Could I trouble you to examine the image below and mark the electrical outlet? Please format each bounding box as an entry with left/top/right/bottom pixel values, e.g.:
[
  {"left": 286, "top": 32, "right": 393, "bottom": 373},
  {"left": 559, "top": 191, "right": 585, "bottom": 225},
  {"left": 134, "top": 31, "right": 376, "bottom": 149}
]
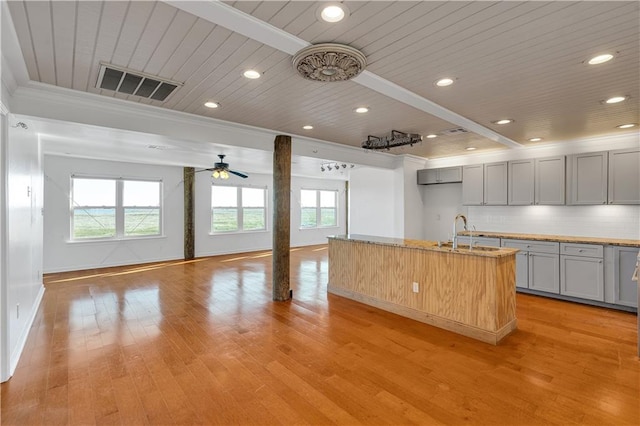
[
  {"left": 16, "top": 303, "right": 20, "bottom": 318},
  {"left": 412, "top": 282, "right": 419, "bottom": 293}
]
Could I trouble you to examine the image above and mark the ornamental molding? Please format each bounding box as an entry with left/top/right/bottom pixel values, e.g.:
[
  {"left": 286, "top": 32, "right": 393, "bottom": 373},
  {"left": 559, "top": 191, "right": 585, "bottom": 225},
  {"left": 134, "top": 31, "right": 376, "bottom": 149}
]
[{"left": 292, "top": 43, "right": 367, "bottom": 82}]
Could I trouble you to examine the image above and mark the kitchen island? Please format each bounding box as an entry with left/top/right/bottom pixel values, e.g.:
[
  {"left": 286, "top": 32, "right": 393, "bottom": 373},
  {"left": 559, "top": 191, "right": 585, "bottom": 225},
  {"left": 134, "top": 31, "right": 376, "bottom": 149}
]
[{"left": 327, "top": 234, "right": 519, "bottom": 344}]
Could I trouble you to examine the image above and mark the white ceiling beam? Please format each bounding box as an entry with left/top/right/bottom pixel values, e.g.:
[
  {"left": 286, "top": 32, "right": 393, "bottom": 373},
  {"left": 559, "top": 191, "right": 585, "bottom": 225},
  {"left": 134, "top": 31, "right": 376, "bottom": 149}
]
[{"left": 165, "top": 0, "right": 522, "bottom": 149}]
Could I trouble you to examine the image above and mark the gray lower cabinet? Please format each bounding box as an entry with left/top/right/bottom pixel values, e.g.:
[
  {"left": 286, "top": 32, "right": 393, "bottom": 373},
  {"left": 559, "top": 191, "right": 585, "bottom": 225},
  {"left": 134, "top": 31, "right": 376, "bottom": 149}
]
[
  {"left": 456, "top": 236, "right": 500, "bottom": 248},
  {"left": 529, "top": 252, "right": 560, "bottom": 294},
  {"left": 612, "top": 246, "right": 639, "bottom": 307},
  {"left": 502, "top": 239, "right": 560, "bottom": 292},
  {"left": 560, "top": 243, "right": 604, "bottom": 301}
]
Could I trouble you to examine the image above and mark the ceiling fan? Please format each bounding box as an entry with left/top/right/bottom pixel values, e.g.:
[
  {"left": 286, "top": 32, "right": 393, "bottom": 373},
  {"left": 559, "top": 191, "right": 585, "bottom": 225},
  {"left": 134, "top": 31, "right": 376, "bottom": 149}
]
[{"left": 200, "top": 154, "right": 248, "bottom": 179}]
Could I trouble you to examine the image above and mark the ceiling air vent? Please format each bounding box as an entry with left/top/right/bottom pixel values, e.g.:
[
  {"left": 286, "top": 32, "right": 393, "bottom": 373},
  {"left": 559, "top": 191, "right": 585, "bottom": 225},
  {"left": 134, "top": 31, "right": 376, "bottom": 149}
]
[
  {"left": 441, "top": 127, "right": 469, "bottom": 135},
  {"left": 96, "top": 62, "right": 183, "bottom": 102}
]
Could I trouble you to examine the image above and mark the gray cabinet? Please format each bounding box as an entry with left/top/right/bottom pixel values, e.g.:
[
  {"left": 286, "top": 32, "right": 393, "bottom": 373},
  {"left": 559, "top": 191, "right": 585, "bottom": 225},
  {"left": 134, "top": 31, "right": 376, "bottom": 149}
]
[
  {"left": 612, "top": 247, "right": 639, "bottom": 307},
  {"left": 502, "top": 239, "right": 560, "bottom": 292},
  {"left": 483, "top": 162, "right": 508, "bottom": 205},
  {"left": 417, "top": 166, "right": 462, "bottom": 185},
  {"left": 568, "top": 151, "right": 608, "bottom": 205},
  {"left": 463, "top": 162, "right": 507, "bottom": 205},
  {"left": 508, "top": 159, "right": 534, "bottom": 205},
  {"left": 560, "top": 243, "right": 604, "bottom": 301},
  {"left": 608, "top": 148, "right": 640, "bottom": 204},
  {"left": 462, "top": 164, "right": 484, "bottom": 205},
  {"left": 534, "top": 156, "right": 565, "bottom": 205}
]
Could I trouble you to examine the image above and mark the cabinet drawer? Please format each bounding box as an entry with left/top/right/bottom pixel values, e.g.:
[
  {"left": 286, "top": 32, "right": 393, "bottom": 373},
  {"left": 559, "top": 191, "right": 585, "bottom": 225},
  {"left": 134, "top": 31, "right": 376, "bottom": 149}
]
[
  {"left": 501, "top": 239, "right": 559, "bottom": 254},
  {"left": 560, "top": 243, "right": 603, "bottom": 258}
]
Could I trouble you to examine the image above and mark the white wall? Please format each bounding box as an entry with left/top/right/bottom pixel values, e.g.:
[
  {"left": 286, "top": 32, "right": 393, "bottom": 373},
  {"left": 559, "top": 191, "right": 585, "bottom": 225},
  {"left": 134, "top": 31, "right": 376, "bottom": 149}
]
[
  {"left": 43, "top": 155, "right": 184, "bottom": 272},
  {"left": 398, "top": 156, "right": 427, "bottom": 239},
  {"left": 6, "top": 117, "right": 44, "bottom": 377},
  {"left": 420, "top": 133, "right": 640, "bottom": 241},
  {"left": 349, "top": 166, "right": 398, "bottom": 238},
  {"left": 195, "top": 171, "right": 347, "bottom": 257}
]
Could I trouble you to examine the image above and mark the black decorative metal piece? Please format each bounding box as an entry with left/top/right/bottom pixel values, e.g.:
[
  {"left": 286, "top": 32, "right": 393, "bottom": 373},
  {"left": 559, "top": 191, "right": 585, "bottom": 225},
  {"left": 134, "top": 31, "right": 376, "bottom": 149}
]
[{"left": 361, "top": 130, "right": 422, "bottom": 150}]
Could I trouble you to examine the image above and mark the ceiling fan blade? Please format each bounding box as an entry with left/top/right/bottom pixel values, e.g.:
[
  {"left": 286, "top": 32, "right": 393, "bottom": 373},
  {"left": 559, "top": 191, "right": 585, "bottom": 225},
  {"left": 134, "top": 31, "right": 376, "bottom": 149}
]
[
  {"left": 195, "top": 168, "right": 215, "bottom": 173},
  {"left": 229, "top": 170, "right": 249, "bottom": 178}
]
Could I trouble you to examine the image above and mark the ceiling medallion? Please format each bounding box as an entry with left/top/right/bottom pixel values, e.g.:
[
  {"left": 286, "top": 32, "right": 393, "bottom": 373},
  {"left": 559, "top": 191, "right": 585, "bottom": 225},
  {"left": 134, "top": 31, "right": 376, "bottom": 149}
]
[{"left": 292, "top": 43, "right": 367, "bottom": 82}]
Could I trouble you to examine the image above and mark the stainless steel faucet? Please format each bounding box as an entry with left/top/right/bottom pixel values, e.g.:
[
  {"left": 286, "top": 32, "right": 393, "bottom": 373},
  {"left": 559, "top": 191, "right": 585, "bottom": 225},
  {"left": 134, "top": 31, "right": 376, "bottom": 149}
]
[{"left": 452, "top": 214, "right": 468, "bottom": 250}]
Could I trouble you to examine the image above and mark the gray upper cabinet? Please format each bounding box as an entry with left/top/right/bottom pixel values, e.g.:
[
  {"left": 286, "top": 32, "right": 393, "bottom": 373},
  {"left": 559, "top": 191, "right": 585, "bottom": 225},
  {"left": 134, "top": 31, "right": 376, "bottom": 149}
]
[
  {"left": 534, "top": 156, "right": 565, "bottom": 205},
  {"left": 608, "top": 148, "right": 640, "bottom": 204},
  {"left": 568, "top": 151, "right": 608, "bottom": 205},
  {"left": 462, "top": 164, "right": 484, "bottom": 205},
  {"left": 508, "top": 159, "right": 534, "bottom": 205},
  {"left": 483, "top": 162, "right": 508, "bottom": 205},
  {"left": 417, "top": 166, "right": 462, "bottom": 185}
]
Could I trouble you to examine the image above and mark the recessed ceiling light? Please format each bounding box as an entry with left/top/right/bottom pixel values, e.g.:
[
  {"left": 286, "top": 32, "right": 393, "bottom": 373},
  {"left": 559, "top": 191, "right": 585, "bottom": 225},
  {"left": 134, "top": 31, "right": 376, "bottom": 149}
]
[
  {"left": 302, "top": 125, "right": 313, "bottom": 130},
  {"left": 354, "top": 107, "right": 369, "bottom": 113},
  {"left": 605, "top": 96, "right": 627, "bottom": 104},
  {"left": 466, "top": 147, "right": 476, "bottom": 151},
  {"left": 435, "top": 78, "right": 454, "bottom": 87},
  {"left": 243, "top": 69, "right": 261, "bottom": 79},
  {"left": 616, "top": 123, "right": 636, "bottom": 129},
  {"left": 426, "top": 134, "right": 438, "bottom": 139},
  {"left": 587, "top": 53, "right": 614, "bottom": 65},
  {"left": 204, "top": 101, "right": 219, "bottom": 108},
  {"left": 317, "top": 3, "right": 349, "bottom": 23},
  {"left": 528, "top": 137, "right": 543, "bottom": 142},
  {"left": 492, "top": 119, "right": 513, "bottom": 125}
]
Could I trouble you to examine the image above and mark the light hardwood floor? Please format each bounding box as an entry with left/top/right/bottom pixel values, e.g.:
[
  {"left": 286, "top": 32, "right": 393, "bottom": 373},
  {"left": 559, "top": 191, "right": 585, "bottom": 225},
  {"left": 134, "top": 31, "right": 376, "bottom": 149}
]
[{"left": 1, "top": 245, "right": 638, "bottom": 425}]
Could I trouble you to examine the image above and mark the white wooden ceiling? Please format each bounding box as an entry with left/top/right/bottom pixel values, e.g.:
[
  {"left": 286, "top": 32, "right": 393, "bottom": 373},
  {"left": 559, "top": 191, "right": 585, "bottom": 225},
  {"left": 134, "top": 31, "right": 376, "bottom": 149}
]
[{"left": 7, "top": 1, "right": 639, "bottom": 159}]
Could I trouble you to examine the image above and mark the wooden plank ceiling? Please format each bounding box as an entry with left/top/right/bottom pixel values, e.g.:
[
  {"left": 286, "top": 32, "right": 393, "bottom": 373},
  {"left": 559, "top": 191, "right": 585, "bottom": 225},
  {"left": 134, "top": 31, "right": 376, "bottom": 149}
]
[{"left": 7, "top": 1, "right": 639, "bottom": 159}]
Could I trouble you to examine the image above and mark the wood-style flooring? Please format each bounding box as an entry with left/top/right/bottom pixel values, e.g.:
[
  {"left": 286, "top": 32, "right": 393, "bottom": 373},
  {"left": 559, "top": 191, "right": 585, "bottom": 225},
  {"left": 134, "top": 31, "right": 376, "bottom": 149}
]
[{"left": 1, "top": 245, "right": 638, "bottom": 425}]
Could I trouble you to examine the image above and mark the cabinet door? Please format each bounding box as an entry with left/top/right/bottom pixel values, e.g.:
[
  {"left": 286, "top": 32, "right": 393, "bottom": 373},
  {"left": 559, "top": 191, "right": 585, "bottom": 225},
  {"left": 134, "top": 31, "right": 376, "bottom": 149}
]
[
  {"left": 438, "top": 167, "right": 462, "bottom": 183},
  {"left": 417, "top": 169, "right": 438, "bottom": 184},
  {"left": 560, "top": 255, "right": 604, "bottom": 301},
  {"left": 508, "top": 159, "right": 534, "bottom": 205},
  {"left": 462, "top": 164, "right": 484, "bottom": 205},
  {"left": 529, "top": 252, "right": 560, "bottom": 293},
  {"left": 569, "top": 151, "right": 608, "bottom": 205},
  {"left": 535, "top": 156, "right": 565, "bottom": 205},
  {"left": 515, "top": 251, "right": 529, "bottom": 289},
  {"left": 484, "top": 162, "right": 508, "bottom": 205},
  {"left": 614, "top": 247, "right": 639, "bottom": 307},
  {"left": 608, "top": 148, "right": 640, "bottom": 204}
]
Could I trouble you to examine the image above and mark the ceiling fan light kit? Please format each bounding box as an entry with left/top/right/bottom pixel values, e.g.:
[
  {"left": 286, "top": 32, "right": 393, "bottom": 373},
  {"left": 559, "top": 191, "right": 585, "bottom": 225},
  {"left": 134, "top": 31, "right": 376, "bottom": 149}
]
[
  {"left": 201, "top": 155, "right": 248, "bottom": 179},
  {"left": 292, "top": 43, "right": 367, "bottom": 82}
]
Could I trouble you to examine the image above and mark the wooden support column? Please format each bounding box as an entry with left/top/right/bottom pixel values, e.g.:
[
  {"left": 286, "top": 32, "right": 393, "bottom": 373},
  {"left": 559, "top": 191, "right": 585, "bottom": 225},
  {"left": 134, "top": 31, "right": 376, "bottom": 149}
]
[
  {"left": 272, "top": 135, "right": 291, "bottom": 301},
  {"left": 184, "top": 167, "right": 195, "bottom": 260}
]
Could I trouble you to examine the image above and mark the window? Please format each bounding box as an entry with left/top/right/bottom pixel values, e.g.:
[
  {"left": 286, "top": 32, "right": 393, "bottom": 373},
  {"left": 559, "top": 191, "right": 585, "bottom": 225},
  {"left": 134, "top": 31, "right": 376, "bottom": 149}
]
[
  {"left": 71, "top": 177, "right": 161, "bottom": 240},
  {"left": 300, "top": 189, "right": 337, "bottom": 228},
  {"left": 211, "top": 185, "right": 266, "bottom": 233}
]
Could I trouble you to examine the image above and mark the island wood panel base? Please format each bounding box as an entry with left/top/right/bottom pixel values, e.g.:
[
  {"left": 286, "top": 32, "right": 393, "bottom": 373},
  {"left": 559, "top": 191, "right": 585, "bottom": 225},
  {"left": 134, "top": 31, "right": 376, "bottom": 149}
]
[
  {"left": 328, "top": 238, "right": 517, "bottom": 344},
  {"left": 328, "top": 286, "right": 517, "bottom": 344}
]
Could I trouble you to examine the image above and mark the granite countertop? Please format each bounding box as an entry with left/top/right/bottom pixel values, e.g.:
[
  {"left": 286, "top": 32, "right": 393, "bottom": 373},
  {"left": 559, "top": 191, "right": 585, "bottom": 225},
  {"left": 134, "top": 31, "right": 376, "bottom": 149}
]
[
  {"left": 457, "top": 231, "right": 640, "bottom": 248},
  {"left": 328, "top": 234, "right": 519, "bottom": 258}
]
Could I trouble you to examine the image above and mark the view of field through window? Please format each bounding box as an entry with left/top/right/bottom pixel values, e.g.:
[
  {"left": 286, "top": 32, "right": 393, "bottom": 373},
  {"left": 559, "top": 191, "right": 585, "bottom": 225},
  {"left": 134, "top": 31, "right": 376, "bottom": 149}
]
[
  {"left": 301, "top": 189, "right": 337, "bottom": 228},
  {"left": 212, "top": 186, "right": 266, "bottom": 232},
  {"left": 72, "top": 178, "right": 161, "bottom": 239}
]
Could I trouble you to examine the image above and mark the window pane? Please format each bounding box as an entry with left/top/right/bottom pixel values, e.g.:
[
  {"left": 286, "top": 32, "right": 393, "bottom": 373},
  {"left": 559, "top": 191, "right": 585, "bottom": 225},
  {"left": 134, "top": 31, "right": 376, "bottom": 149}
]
[
  {"left": 73, "top": 208, "right": 116, "bottom": 238},
  {"left": 320, "top": 208, "right": 336, "bottom": 226},
  {"left": 300, "top": 190, "right": 317, "bottom": 207},
  {"left": 123, "top": 180, "right": 160, "bottom": 206},
  {"left": 124, "top": 208, "right": 160, "bottom": 236},
  {"left": 212, "top": 208, "right": 238, "bottom": 231},
  {"left": 212, "top": 186, "right": 237, "bottom": 207},
  {"left": 243, "top": 208, "right": 265, "bottom": 230},
  {"left": 73, "top": 178, "right": 115, "bottom": 206},
  {"left": 320, "top": 191, "right": 336, "bottom": 207},
  {"left": 301, "top": 207, "right": 317, "bottom": 228},
  {"left": 242, "top": 187, "right": 265, "bottom": 207}
]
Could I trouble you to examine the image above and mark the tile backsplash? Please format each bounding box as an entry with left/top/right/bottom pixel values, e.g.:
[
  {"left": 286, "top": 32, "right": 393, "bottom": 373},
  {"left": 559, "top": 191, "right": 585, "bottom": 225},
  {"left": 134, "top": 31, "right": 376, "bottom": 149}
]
[{"left": 468, "top": 205, "right": 640, "bottom": 240}]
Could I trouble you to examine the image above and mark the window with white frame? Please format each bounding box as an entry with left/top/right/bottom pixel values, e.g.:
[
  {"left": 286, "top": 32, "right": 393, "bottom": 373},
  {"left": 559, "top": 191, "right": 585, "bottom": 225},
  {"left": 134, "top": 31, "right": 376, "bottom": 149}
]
[
  {"left": 71, "top": 177, "right": 162, "bottom": 240},
  {"left": 300, "top": 189, "right": 338, "bottom": 228},
  {"left": 211, "top": 185, "right": 266, "bottom": 232}
]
